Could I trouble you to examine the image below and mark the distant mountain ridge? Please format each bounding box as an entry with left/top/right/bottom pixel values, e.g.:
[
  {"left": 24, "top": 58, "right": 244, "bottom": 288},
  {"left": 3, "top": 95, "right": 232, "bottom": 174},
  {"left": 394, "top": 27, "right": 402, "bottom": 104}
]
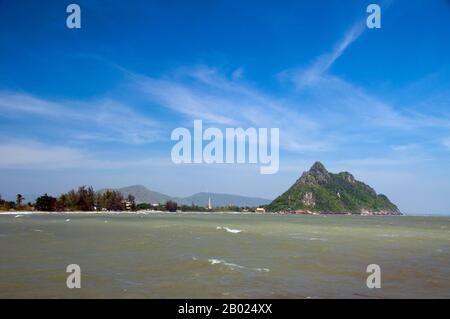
[
  {"left": 267, "top": 162, "right": 401, "bottom": 215},
  {"left": 174, "top": 192, "right": 271, "bottom": 207},
  {"left": 99, "top": 185, "right": 271, "bottom": 207},
  {"left": 98, "top": 185, "right": 172, "bottom": 204}
]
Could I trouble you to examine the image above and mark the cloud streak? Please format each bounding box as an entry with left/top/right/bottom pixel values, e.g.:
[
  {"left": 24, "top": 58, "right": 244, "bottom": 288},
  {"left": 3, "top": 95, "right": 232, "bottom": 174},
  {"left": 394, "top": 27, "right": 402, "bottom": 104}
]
[
  {"left": 0, "top": 91, "right": 162, "bottom": 144},
  {"left": 136, "top": 66, "right": 331, "bottom": 152},
  {"left": 281, "top": 19, "right": 366, "bottom": 88},
  {"left": 0, "top": 139, "right": 173, "bottom": 170}
]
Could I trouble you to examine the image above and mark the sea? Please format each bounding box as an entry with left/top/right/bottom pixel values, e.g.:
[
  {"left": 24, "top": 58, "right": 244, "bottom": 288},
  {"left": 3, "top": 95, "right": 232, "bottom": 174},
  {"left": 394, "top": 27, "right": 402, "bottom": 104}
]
[{"left": 0, "top": 213, "right": 449, "bottom": 298}]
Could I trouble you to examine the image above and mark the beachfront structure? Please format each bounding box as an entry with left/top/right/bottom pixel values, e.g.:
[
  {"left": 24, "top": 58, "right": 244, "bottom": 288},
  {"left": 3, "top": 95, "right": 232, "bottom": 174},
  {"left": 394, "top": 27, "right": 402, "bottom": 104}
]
[{"left": 208, "top": 197, "right": 212, "bottom": 210}]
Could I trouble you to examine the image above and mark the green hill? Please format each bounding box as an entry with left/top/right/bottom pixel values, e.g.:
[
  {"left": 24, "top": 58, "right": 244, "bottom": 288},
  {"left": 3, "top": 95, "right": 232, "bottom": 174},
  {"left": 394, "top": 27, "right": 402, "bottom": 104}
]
[
  {"left": 98, "top": 185, "right": 172, "bottom": 204},
  {"left": 266, "top": 162, "right": 401, "bottom": 215}
]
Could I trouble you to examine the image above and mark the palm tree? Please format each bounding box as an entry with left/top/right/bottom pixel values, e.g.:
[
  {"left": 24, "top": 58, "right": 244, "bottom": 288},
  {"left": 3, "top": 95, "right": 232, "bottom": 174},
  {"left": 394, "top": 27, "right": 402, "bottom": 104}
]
[{"left": 16, "top": 194, "right": 24, "bottom": 208}]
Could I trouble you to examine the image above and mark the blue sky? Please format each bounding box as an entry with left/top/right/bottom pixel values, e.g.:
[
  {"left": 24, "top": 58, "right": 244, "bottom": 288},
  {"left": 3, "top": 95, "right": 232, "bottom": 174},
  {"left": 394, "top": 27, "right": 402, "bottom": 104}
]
[{"left": 0, "top": 0, "right": 450, "bottom": 214}]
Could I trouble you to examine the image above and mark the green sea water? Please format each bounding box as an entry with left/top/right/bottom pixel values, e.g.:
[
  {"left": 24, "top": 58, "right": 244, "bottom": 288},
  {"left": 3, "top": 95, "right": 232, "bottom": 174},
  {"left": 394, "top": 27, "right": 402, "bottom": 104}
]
[{"left": 0, "top": 213, "right": 449, "bottom": 298}]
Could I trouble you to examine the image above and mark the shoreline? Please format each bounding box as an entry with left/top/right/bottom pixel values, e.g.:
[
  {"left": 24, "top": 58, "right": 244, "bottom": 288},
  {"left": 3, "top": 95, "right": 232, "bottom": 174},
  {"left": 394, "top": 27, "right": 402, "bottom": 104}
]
[
  {"left": 1, "top": 210, "right": 446, "bottom": 217},
  {"left": 0, "top": 210, "right": 264, "bottom": 215}
]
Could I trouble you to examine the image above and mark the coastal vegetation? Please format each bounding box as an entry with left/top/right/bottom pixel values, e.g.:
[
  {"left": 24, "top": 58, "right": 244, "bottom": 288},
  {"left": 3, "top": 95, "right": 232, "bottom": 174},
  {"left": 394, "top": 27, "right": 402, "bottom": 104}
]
[
  {"left": 0, "top": 194, "right": 18, "bottom": 211},
  {"left": 0, "top": 186, "right": 136, "bottom": 212},
  {"left": 0, "top": 187, "right": 261, "bottom": 213}
]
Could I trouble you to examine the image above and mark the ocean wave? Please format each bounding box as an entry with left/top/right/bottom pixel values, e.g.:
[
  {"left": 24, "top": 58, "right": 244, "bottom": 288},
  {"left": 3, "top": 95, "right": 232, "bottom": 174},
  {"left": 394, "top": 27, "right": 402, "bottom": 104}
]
[
  {"left": 309, "top": 237, "right": 328, "bottom": 241},
  {"left": 209, "top": 258, "right": 242, "bottom": 268},
  {"left": 254, "top": 267, "right": 270, "bottom": 272},
  {"left": 291, "top": 235, "right": 328, "bottom": 241},
  {"left": 216, "top": 226, "right": 242, "bottom": 234},
  {"left": 376, "top": 234, "right": 399, "bottom": 238},
  {"left": 0, "top": 212, "right": 34, "bottom": 216},
  {"left": 208, "top": 258, "right": 269, "bottom": 272}
]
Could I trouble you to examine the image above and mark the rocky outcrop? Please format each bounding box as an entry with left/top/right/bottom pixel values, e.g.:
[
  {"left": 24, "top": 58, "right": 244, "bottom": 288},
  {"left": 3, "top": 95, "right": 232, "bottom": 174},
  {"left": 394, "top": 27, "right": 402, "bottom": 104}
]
[{"left": 267, "top": 162, "right": 401, "bottom": 215}]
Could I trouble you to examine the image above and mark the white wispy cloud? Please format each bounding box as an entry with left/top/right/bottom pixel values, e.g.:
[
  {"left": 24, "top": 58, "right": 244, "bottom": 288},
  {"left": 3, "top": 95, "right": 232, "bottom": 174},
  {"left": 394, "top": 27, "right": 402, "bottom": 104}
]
[
  {"left": 279, "top": 19, "right": 365, "bottom": 88},
  {"left": 284, "top": 0, "right": 394, "bottom": 89},
  {"left": 0, "top": 141, "right": 88, "bottom": 169},
  {"left": 0, "top": 139, "right": 172, "bottom": 170},
  {"left": 391, "top": 143, "right": 419, "bottom": 152},
  {"left": 0, "top": 92, "right": 81, "bottom": 118},
  {"left": 336, "top": 155, "right": 431, "bottom": 167},
  {"left": 135, "top": 66, "right": 331, "bottom": 152},
  {"left": 0, "top": 91, "right": 162, "bottom": 144}
]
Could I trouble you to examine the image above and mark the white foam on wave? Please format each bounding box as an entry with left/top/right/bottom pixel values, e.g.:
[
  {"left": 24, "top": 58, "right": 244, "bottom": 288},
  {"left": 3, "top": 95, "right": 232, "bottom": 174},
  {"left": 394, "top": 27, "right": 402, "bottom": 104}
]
[
  {"left": 208, "top": 258, "right": 269, "bottom": 272},
  {"left": 65, "top": 219, "right": 70, "bottom": 222},
  {"left": 0, "top": 212, "right": 30, "bottom": 216},
  {"left": 0, "top": 212, "right": 35, "bottom": 216},
  {"left": 208, "top": 258, "right": 245, "bottom": 269},
  {"left": 291, "top": 235, "right": 328, "bottom": 242},
  {"left": 377, "top": 234, "right": 399, "bottom": 238},
  {"left": 216, "top": 226, "right": 242, "bottom": 234}
]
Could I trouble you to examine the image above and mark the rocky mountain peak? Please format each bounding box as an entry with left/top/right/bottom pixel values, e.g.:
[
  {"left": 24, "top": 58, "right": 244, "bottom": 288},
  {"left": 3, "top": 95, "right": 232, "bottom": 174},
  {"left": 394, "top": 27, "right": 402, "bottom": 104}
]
[
  {"left": 298, "top": 161, "right": 331, "bottom": 185},
  {"left": 268, "top": 161, "right": 401, "bottom": 215},
  {"left": 310, "top": 161, "right": 327, "bottom": 173}
]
